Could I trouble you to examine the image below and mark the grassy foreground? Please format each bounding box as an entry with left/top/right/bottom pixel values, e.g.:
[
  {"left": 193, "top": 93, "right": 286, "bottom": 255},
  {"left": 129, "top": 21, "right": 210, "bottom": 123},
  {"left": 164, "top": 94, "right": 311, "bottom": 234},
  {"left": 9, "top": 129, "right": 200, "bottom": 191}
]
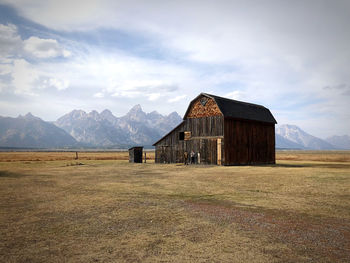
[{"left": 0, "top": 151, "right": 349, "bottom": 262}]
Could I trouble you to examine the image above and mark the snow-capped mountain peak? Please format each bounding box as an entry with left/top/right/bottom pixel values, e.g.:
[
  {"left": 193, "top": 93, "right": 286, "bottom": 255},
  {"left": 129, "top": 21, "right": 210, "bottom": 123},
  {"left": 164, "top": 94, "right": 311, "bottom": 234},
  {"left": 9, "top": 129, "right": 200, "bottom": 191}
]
[
  {"left": 276, "top": 124, "right": 336, "bottom": 150},
  {"left": 54, "top": 105, "right": 182, "bottom": 147}
]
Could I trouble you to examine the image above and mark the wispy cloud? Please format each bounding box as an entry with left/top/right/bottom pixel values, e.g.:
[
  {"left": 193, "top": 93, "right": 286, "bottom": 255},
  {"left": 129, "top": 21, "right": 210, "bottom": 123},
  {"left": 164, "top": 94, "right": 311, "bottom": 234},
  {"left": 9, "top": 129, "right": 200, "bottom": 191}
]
[
  {"left": 0, "top": 1, "right": 349, "bottom": 137},
  {"left": 23, "top": 36, "right": 71, "bottom": 58},
  {"left": 168, "top": 95, "right": 186, "bottom": 103},
  {"left": 93, "top": 92, "right": 104, "bottom": 98},
  {"left": 0, "top": 23, "right": 22, "bottom": 57},
  {"left": 324, "top": 84, "right": 350, "bottom": 96},
  {"left": 0, "top": 23, "right": 72, "bottom": 95}
]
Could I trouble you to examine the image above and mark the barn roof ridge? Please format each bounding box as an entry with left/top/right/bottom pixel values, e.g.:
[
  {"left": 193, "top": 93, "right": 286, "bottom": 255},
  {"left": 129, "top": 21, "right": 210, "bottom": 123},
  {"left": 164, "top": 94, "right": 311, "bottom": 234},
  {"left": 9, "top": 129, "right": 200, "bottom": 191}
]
[{"left": 201, "top": 93, "right": 267, "bottom": 109}]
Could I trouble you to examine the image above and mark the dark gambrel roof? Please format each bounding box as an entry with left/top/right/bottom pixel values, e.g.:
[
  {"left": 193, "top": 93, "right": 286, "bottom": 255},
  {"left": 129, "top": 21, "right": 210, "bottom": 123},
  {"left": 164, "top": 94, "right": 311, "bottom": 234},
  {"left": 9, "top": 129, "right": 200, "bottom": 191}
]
[{"left": 185, "top": 93, "right": 277, "bottom": 124}]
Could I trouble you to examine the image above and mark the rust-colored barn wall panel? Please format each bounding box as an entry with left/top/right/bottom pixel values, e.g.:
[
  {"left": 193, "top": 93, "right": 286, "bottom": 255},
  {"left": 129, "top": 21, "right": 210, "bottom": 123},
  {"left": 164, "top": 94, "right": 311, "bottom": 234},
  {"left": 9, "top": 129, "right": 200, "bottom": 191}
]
[{"left": 187, "top": 96, "right": 222, "bottom": 118}]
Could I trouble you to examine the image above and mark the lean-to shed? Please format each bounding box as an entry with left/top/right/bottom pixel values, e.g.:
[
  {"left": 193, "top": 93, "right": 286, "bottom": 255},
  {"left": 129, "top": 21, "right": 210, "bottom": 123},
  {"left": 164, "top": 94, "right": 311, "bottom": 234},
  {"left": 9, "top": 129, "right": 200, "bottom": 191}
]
[{"left": 153, "top": 93, "right": 277, "bottom": 165}]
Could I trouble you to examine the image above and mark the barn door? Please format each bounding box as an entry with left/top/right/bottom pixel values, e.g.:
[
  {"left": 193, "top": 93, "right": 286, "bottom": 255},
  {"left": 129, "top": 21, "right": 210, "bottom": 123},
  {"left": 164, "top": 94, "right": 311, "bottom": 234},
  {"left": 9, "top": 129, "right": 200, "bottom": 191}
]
[{"left": 197, "top": 138, "right": 218, "bottom": 165}]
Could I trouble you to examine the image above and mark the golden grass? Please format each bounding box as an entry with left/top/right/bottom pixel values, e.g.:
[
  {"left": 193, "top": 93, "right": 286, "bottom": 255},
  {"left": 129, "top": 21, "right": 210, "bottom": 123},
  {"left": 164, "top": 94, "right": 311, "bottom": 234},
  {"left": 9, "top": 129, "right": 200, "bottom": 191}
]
[
  {"left": 277, "top": 150, "right": 350, "bottom": 162},
  {"left": 0, "top": 151, "right": 349, "bottom": 262},
  {"left": 0, "top": 151, "right": 155, "bottom": 162}
]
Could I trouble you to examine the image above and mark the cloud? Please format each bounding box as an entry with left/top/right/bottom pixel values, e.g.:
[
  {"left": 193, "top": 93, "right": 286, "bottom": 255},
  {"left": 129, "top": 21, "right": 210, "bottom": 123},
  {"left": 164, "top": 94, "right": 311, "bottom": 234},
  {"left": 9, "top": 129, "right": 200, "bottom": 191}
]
[
  {"left": 0, "top": 23, "right": 22, "bottom": 57},
  {"left": 225, "top": 91, "right": 244, "bottom": 101},
  {"left": 0, "top": 81, "right": 6, "bottom": 92},
  {"left": 0, "top": 59, "right": 71, "bottom": 95},
  {"left": 4, "top": 1, "right": 349, "bottom": 60},
  {"left": 324, "top": 84, "right": 350, "bottom": 96},
  {"left": 7, "top": 0, "right": 346, "bottom": 103},
  {"left": 0, "top": 23, "right": 70, "bottom": 59},
  {"left": 93, "top": 92, "right": 104, "bottom": 98},
  {"left": 1, "top": 1, "right": 350, "bottom": 136},
  {"left": 168, "top": 95, "right": 186, "bottom": 103},
  {"left": 0, "top": 23, "right": 72, "bottom": 94},
  {"left": 110, "top": 80, "right": 178, "bottom": 101},
  {"left": 1, "top": 0, "right": 107, "bottom": 31},
  {"left": 147, "top": 93, "right": 161, "bottom": 101},
  {"left": 66, "top": 53, "right": 192, "bottom": 103},
  {"left": 11, "top": 59, "right": 40, "bottom": 95},
  {"left": 0, "top": 62, "right": 13, "bottom": 76},
  {"left": 23, "top": 37, "right": 71, "bottom": 58},
  {"left": 0, "top": 57, "right": 71, "bottom": 95},
  {"left": 41, "top": 77, "right": 69, "bottom": 90}
]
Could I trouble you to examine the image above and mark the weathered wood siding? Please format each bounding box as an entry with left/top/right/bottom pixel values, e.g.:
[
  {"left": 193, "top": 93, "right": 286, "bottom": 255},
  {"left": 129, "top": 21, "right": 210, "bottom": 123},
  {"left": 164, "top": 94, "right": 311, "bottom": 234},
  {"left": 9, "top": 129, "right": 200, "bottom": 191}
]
[
  {"left": 155, "top": 116, "right": 224, "bottom": 164},
  {"left": 155, "top": 122, "right": 185, "bottom": 163},
  {"left": 224, "top": 118, "right": 275, "bottom": 165},
  {"left": 184, "top": 116, "right": 224, "bottom": 137},
  {"left": 156, "top": 138, "right": 220, "bottom": 164}
]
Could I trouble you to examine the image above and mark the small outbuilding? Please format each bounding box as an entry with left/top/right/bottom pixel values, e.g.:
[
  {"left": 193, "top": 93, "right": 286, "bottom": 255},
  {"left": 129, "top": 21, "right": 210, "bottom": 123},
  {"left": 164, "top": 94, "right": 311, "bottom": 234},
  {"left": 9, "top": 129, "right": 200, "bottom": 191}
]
[
  {"left": 153, "top": 93, "right": 277, "bottom": 165},
  {"left": 128, "top": 146, "right": 143, "bottom": 163}
]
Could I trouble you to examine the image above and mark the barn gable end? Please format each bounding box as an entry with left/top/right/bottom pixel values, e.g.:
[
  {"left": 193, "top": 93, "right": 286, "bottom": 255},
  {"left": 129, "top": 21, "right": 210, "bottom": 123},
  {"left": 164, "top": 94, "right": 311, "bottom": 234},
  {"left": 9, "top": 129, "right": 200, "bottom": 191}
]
[{"left": 185, "top": 95, "right": 222, "bottom": 118}]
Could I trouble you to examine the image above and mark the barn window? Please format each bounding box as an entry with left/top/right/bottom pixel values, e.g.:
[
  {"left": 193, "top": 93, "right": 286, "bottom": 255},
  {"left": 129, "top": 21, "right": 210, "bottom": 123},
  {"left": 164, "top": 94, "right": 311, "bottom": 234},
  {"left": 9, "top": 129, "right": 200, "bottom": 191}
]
[
  {"left": 200, "top": 97, "right": 208, "bottom": 106},
  {"left": 179, "top": 132, "right": 185, "bottom": 140}
]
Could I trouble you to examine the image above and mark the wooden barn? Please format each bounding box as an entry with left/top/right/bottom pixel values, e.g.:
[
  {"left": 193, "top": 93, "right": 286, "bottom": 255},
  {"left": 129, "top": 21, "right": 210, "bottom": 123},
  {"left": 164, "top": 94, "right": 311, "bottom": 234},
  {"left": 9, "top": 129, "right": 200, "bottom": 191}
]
[{"left": 153, "top": 93, "right": 277, "bottom": 165}]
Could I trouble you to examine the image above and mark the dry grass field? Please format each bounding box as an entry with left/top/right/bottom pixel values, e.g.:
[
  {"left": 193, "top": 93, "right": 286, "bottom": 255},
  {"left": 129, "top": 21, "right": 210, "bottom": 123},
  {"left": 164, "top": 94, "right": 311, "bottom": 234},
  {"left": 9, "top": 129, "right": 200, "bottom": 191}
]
[
  {"left": 0, "top": 151, "right": 154, "bottom": 162},
  {"left": 0, "top": 151, "right": 349, "bottom": 262}
]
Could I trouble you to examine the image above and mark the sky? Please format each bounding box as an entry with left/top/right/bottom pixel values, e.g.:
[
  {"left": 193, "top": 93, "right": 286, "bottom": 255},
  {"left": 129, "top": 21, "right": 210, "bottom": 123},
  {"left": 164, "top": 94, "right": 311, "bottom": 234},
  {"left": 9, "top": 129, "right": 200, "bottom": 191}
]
[{"left": 0, "top": 0, "right": 349, "bottom": 138}]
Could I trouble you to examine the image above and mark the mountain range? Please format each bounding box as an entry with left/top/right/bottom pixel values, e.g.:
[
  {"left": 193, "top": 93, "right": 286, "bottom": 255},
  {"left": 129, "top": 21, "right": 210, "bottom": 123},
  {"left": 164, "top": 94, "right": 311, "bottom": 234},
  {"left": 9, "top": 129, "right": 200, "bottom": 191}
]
[
  {"left": 0, "top": 113, "right": 77, "bottom": 148},
  {"left": 55, "top": 105, "right": 182, "bottom": 147},
  {"left": 0, "top": 106, "right": 349, "bottom": 149},
  {"left": 276, "top": 124, "right": 337, "bottom": 150}
]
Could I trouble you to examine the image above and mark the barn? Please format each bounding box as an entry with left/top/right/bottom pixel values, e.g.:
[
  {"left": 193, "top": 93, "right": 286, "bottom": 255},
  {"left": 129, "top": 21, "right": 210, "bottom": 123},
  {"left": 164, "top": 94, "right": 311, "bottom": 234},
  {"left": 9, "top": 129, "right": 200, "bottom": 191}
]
[{"left": 153, "top": 93, "right": 277, "bottom": 165}]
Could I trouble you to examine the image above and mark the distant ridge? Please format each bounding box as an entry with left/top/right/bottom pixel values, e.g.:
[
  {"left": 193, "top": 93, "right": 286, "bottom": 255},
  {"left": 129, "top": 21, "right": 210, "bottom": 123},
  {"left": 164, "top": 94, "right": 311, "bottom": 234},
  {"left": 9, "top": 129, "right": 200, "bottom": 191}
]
[
  {"left": 0, "top": 113, "right": 77, "bottom": 148},
  {"left": 276, "top": 124, "right": 337, "bottom": 150},
  {"left": 325, "top": 135, "right": 350, "bottom": 150}
]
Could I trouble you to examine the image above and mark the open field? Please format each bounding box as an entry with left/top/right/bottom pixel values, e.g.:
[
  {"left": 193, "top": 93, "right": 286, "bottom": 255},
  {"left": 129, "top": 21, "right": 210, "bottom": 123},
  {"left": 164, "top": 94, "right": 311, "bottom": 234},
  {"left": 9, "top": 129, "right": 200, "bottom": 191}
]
[
  {"left": 1, "top": 150, "right": 350, "bottom": 162},
  {"left": 0, "top": 151, "right": 154, "bottom": 162},
  {"left": 277, "top": 150, "right": 350, "bottom": 162},
  {"left": 0, "top": 151, "right": 350, "bottom": 262}
]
